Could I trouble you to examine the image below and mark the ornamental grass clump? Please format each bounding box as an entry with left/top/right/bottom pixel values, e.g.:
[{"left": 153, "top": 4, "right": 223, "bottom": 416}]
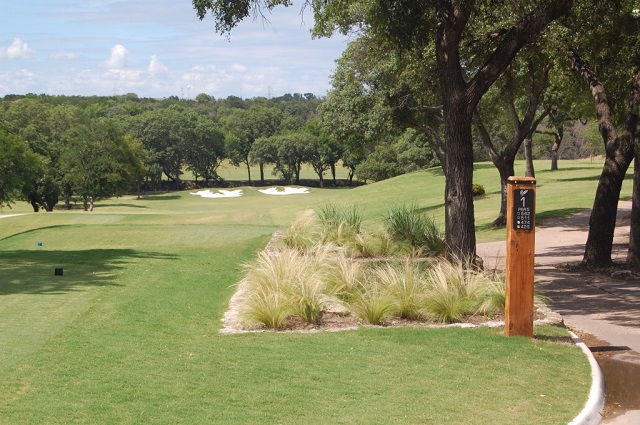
[
  {"left": 285, "top": 244, "right": 338, "bottom": 324},
  {"left": 385, "top": 203, "right": 444, "bottom": 255},
  {"left": 424, "top": 259, "right": 505, "bottom": 323},
  {"left": 281, "top": 209, "right": 320, "bottom": 251},
  {"left": 347, "top": 276, "right": 396, "bottom": 325},
  {"left": 373, "top": 259, "right": 429, "bottom": 321},
  {"left": 317, "top": 203, "right": 363, "bottom": 250},
  {"left": 240, "top": 247, "right": 334, "bottom": 329}
]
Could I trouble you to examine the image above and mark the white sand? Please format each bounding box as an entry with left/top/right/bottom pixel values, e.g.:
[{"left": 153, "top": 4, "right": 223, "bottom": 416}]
[
  {"left": 190, "top": 189, "right": 243, "bottom": 198},
  {"left": 191, "top": 186, "right": 310, "bottom": 199},
  {"left": 258, "top": 187, "right": 310, "bottom": 195}
]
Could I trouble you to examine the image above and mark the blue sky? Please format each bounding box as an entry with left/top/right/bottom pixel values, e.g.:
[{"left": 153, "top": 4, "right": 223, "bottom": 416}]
[{"left": 0, "top": 0, "right": 349, "bottom": 99}]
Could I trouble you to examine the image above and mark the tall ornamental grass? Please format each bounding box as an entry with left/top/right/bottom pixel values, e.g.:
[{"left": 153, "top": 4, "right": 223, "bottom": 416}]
[
  {"left": 385, "top": 203, "right": 445, "bottom": 255},
  {"left": 424, "top": 259, "right": 505, "bottom": 323}
]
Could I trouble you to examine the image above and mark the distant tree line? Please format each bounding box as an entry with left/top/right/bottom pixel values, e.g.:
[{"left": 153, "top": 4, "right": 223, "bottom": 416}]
[{"left": 0, "top": 92, "right": 436, "bottom": 211}]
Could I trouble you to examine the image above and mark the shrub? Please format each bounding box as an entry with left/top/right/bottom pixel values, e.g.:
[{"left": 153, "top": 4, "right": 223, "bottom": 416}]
[
  {"left": 472, "top": 184, "right": 485, "bottom": 197},
  {"left": 324, "top": 251, "right": 367, "bottom": 303},
  {"left": 316, "top": 203, "right": 363, "bottom": 255},
  {"left": 353, "top": 227, "right": 394, "bottom": 258}
]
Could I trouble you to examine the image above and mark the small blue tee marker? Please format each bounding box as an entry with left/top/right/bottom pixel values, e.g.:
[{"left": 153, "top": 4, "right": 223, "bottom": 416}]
[{"left": 37, "top": 242, "right": 42, "bottom": 247}]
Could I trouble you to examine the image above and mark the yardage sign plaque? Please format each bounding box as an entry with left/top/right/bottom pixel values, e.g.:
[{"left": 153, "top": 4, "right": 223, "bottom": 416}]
[{"left": 513, "top": 189, "right": 534, "bottom": 231}]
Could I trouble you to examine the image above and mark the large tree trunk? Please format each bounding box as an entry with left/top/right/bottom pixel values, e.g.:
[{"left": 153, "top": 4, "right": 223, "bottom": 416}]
[
  {"left": 584, "top": 153, "right": 633, "bottom": 264},
  {"left": 524, "top": 137, "right": 535, "bottom": 177},
  {"left": 550, "top": 130, "right": 562, "bottom": 171},
  {"left": 626, "top": 70, "right": 640, "bottom": 271},
  {"left": 569, "top": 51, "right": 636, "bottom": 266},
  {"left": 629, "top": 151, "right": 640, "bottom": 272},
  {"left": 494, "top": 162, "right": 516, "bottom": 227},
  {"left": 245, "top": 161, "right": 252, "bottom": 185},
  {"left": 443, "top": 116, "right": 477, "bottom": 262}
]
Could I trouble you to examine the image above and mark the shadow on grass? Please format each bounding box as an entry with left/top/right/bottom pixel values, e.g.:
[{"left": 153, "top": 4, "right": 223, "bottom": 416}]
[
  {"left": 557, "top": 175, "right": 601, "bottom": 182},
  {"left": 416, "top": 203, "right": 446, "bottom": 214},
  {"left": 534, "top": 334, "right": 574, "bottom": 344},
  {"left": 0, "top": 225, "right": 78, "bottom": 242},
  {"left": 536, "top": 208, "right": 586, "bottom": 225},
  {"left": 0, "top": 249, "right": 178, "bottom": 295},
  {"left": 96, "top": 203, "right": 149, "bottom": 209},
  {"left": 139, "top": 194, "right": 182, "bottom": 201}
]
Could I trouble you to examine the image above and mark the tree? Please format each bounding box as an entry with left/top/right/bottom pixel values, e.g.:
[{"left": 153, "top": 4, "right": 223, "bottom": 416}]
[
  {"left": 184, "top": 116, "right": 226, "bottom": 185},
  {"left": 222, "top": 104, "right": 283, "bottom": 183},
  {"left": 270, "top": 132, "right": 315, "bottom": 184},
  {"left": 61, "top": 119, "right": 146, "bottom": 211},
  {"left": 560, "top": 1, "right": 640, "bottom": 267},
  {"left": 313, "top": 0, "right": 572, "bottom": 260},
  {"left": 0, "top": 130, "right": 42, "bottom": 208},
  {"left": 355, "top": 144, "right": 405, "bottom": 182},
  {"left": 0, "top": 100, "right": 86, "bottom": 211},
  {"left": 304, "top": 120, "right": 343, "bottom": 187},
  {"left": 473, "top": 49, "right": 554, "bottom": 226},
  {"left": 126, "top": 107, "right": 191, "bottom": 190}
]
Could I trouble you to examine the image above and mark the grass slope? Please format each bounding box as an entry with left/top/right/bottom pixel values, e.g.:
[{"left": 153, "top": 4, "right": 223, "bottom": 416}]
[{"left": 0, "top": 159, "right": 616, "bottom": 424}]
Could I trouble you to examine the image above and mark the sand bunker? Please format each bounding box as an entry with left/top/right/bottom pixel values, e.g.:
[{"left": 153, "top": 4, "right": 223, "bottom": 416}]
[
  {"left": 258, "top": 187, "right": 310, "bottom": 195},
  {"left": 190, "top": 187, "right": 310, "bottom": 199},
  {"left": 190, "top": 189, "right": 243, "bottom": 198}
]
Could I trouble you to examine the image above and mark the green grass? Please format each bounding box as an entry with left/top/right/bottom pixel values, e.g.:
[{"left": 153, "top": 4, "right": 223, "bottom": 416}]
[{"left": 0, "top": 159, "right": 616, "bottom": 424}]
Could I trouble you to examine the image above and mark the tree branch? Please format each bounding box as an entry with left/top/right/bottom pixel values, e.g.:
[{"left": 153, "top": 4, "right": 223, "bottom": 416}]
[
  {"left": 467, "top": 0, "right": 572, "bottom": 109},
  {"left": 567, "top": 49, "right": 618, "bottom": 147}
]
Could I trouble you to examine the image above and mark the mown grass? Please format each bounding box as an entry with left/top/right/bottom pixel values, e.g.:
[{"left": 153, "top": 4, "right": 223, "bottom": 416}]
[{"left": 0, "top": 159, "right": 619, "bottom": 424}]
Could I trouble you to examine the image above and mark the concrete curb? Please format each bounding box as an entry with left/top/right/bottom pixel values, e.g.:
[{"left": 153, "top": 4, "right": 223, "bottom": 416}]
[{"left": 568, "top": 331, "right": 605, "bottom": 425}]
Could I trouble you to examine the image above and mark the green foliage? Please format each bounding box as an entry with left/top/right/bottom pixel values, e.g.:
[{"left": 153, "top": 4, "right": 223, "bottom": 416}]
[
  {"left": 472, "top": 184, "right": 486, "bottom": 197},
  {"left": 317, "top": 202, "right": 362, "bottom": 242},
  {"left": 0, "top": 129, "right": 43, "bottom": 208},
  {"left": 61, "top": 119, "right": 147, "bottom": 210},
  {"left": 384, "top": 203, "right": 444, "bottom": 255}
]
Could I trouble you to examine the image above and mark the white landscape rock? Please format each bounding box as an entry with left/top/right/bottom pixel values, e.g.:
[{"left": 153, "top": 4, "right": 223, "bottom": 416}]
[
  {"left": 190, "top": 189, "right": 243, "bottom": 198},
  {"left": 258, "top": 187, "right": 310, "bottom": 195}
]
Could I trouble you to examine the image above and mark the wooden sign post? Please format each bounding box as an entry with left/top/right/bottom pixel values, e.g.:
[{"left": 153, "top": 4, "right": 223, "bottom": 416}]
[{"left": 505, "top": 176, "right": 536, "bottom": 337}]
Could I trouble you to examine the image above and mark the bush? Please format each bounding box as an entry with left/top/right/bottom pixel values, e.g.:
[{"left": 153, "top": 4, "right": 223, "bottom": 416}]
[{"left": 472, "top": 184, "right": 485, "bottom": 197}]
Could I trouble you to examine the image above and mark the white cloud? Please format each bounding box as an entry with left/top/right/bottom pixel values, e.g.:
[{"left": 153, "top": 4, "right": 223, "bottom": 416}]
[
  {"left": 105, "top": 44, "right": 128, "bottom": 69},
  {"left": 148, "top": 54, "right": 169, "bottom": 75},
  {"left": 0, "top": 68, "right": 38, "bottom": 93},
  {"left": 51, "top": 51, "right": 78, "bottom": 60},
  {"left": 1, "top": 38, "right": 35, "bottom": 60},
  {"left": 231, "top": 64, "right": 247, "bottom": 73}
]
